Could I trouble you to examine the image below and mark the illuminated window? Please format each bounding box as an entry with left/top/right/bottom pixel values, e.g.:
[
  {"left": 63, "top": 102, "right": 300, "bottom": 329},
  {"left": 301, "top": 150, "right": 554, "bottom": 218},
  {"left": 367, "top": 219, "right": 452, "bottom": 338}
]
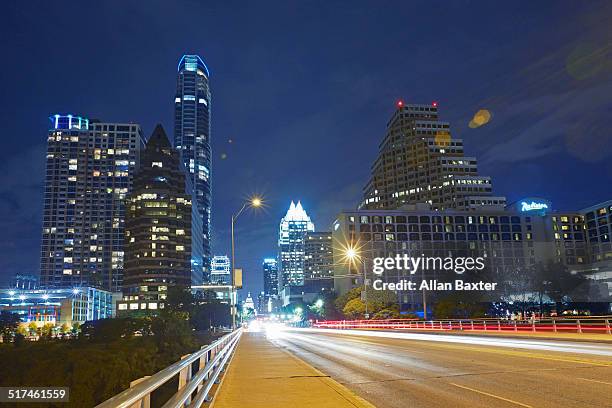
[{"left": 152, "top": 162, "right": 163, "bottom": 168}]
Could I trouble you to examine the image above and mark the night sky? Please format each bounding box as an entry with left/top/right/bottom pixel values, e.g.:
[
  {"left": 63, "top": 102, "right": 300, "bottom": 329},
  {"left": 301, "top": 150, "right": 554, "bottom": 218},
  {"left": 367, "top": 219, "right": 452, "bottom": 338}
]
[{"left": 1, "top": 1, "right": 611, "bottom": 297}]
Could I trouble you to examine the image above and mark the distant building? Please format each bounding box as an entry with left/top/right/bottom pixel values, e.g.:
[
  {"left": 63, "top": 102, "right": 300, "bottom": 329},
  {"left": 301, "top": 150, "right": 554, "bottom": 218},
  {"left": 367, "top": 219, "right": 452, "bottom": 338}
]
[
  {"left": 257, "top": 291, "right": 266, "bottom": 314},
  {"left": 211, "top": 255, "right": 231, "bottom": 285},
  {"left": 40, "top": 115, "right": 144, "bottom": 291},
  {"left": 304, "top": 231, "right": 334, "bottom": 293},
  {"left": 361, "top": 102, "right": 505, "bottom": 211},
  {"left": 119, "top": 125, "right": 193, "bottom": 313},
  {"left": 262, "top": 258, "right": 278, "bottom": 303},
  {"left": 242, "top": 292, "right": 255, "bottom": 314},
  {"left": 174, "top": 54, "right": 212, "bottom": 281},
  {"left": 0, "top": 287, "right": 116, "bottom": 326},
  {"left": 278, "top": 201, "right": 315, "bottom": 288}
]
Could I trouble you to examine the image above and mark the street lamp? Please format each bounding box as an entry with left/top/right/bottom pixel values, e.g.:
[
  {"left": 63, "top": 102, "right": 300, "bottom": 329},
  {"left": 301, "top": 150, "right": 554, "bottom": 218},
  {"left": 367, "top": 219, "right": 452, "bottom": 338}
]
[
  {"left": 345, "top": 246, "right": 369, "bottom": 319},
  {"left": 230, "top": 196, "right": 263, "bottom": 329}
]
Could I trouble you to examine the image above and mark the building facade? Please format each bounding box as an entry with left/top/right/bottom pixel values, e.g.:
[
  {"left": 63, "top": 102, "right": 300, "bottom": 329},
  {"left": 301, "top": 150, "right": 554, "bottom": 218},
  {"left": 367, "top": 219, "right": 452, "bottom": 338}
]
[
  {"left": 119, "top": 125, "right": 193, "bottom": 313},
  {"left": 332, "top": 198, "right": 611, "bottom": 310},
  {"left": 362, "top": 102, "right": 505, "bottom": 211},
  {"left": 211, "top": 255, "right": 231, "bottom": 285},
  {"left": 174, "top": 54, "right": 212, "bottom": 281},
  {"left": 0, "top": 287, "right": 116, "bottom": 326},
  {"left": 278, "top": 201, "right": 315, "bottom": 288},
  {"left": 40, "top": 114, "right": 144, "bottom": 291},
  {"left": 263, "top": 258, "right": 279, "bottom": 304},
  {"left": 578, "top": 200, "right": 612, "bottom": 295},
  {"left": 304, "top": 231, "right": 334, "bottom": 293}
]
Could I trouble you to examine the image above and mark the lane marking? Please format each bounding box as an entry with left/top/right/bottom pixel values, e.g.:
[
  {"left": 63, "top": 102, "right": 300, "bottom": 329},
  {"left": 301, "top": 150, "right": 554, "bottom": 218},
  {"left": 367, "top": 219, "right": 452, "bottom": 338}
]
[
  {"left": 449, "top": 382, "right": 533, "bottom": 408},
  {"left": 576, "top": 377, "right": 612, "bottom": 386}
]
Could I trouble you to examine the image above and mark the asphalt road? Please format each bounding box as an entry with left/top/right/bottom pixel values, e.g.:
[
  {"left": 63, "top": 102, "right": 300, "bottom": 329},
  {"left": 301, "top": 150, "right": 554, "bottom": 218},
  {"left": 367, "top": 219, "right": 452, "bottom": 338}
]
[{"left": 266, "top": 328, "right": 612, "bottom": 408}]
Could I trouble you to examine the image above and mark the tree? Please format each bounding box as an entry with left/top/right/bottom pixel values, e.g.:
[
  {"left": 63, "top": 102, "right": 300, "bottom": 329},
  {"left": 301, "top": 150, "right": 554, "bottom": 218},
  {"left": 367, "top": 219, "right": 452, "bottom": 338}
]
[
  {"left": 28, "top": 322, "right": 38, "bottom": 337},
  {"left": 41, "top": 323, "right": 55, "bottom": 338},
  {"left": 60, "top": 323, "right": 71, "bottom": 334},
  {"left": 0, "top": 311, "right": 21, "bottom": 342},
  {"left": 433, "top": 293, "right": 486, "bottom": 319},
  {"left": 150, "top": 311, "right": 193, "bottom": 350},
  {"left": 343, "top": 298, "right": 366, "bottom": 319},
  {"left": 165, "top": 286, "right": 194, "bottom": 314}
]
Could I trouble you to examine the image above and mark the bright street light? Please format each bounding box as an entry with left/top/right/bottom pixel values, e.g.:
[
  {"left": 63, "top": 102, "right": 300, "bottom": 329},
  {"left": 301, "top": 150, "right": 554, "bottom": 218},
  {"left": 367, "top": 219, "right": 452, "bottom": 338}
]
[
  {"left": 231, "top": 195, "right": 265, "bottom": 329},
  {"left": 346, "top": 248, "right": 357, "bottom": 260},
  {"left": 315, "top": 299, "right": 324, "bottom": 308}
]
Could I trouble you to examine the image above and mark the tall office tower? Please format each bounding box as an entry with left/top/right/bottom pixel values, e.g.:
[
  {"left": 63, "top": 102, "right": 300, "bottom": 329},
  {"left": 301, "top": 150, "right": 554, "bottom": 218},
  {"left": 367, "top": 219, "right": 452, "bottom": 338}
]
[
  {"left": 278, "top": 201, "right": 315, "bottom": 288},
  {"left": 211, "top": 255, "right": 231, "bottom": 285},
  {"left": 40, "top": 114, "right": 144, "bottom": 291},
  {"left": 174, "top": 54, "right": 212, "bottom": 281},
  {"left": 256, "top": 291, "right": 266, "bottom": 314},
  {"left": 262, "top": 258, "right": 279, "bottom": 301},
  {"left": 304, "top": 231, "right": 334, "bottom": 293},
  {"left": 362, "top": 101, "right": 506, "bottom": 211},
  {"left": 120, "top": 125, "right": 193, "bottom": 312}
]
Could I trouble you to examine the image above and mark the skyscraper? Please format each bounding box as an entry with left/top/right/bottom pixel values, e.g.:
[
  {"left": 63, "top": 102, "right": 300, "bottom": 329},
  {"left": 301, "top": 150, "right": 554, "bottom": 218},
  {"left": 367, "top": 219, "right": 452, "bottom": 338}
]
[
  {"left": 40, "top": 114, "right": 144, "bottom": 291},
  {"left": 174, "top": 54, "right": 212, "bottom": 281},
  {"left": 362, "top": 101, "right": 506, "bottom": 211},
  {"left": 120, "top": 125, "right": 193, "bottom": 312},
  {"left": 278, "top": 201, "right": 315, "bottom": 288},
  {"left": 211, "top": 255, "right": 231, "bottom": 285},
  {"left": 304, "top": 231, "right": 334, "bottom": 293},
  {"left": 262, "top": 258, "right": 279, "bottom": 301}
]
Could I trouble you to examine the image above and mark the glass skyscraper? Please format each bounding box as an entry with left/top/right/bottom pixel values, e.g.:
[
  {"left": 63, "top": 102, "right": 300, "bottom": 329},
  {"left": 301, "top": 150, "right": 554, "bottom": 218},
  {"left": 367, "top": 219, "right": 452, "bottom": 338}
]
[
  {"left": 174, "top": 54, "right": 212, "bottom": 281},
  {"left": 40, "top": 114, "right": 144, "bottom": 291},
  {"left": 263, "top": 258, "right": 279, "bottom": 300},
  {"left": 278, "top": 201, "right": 315, "bottom": 288}
]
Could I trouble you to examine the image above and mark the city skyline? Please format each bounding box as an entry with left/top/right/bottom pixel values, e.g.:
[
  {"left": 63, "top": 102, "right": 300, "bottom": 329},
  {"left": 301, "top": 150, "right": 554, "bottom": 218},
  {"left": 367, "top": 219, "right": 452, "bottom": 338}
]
[{"left": 1, "top": 1, "right": 611, "bottom": 298}]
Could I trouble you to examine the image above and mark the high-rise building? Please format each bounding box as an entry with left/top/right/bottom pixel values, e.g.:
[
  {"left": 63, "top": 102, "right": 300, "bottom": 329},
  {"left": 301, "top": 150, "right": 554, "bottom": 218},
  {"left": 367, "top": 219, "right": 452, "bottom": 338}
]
[
  {"left": 211, "top": 255, "right": 231, "bottom": 285},
  {"left": 257, "top": 291, "right": 266, "bottom": 314},
  {"left": 174, "top": 54, "right": 212, "bottom": 281},
  {"left": 278, "top": 201, "right": 315, "bottom": 288},
  {"left": 263, "top": 258, "right": 279, "bottom": 301},
  {"left": 304, "top": 231, "right": 334, "bottom": 293},
  {"left": 119, "top": 125, "right": 193, "bottom": 312},
  {"left": 40, "top": 114, "right": 144, "bottom": 291},
  {"left": 362, "top": 101, "right": 506, "bottom": 211}
]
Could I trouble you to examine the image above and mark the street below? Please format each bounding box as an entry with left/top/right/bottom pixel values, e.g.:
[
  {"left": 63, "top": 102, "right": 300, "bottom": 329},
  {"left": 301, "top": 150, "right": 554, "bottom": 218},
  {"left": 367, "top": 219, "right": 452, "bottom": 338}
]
[{"left": 267, "top": 328, "right": 612, "bottom": 408}]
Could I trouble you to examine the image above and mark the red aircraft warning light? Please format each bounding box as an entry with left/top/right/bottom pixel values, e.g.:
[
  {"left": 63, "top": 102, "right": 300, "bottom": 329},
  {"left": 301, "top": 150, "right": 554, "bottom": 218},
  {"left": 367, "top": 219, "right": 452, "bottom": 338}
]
[
  {"left": 432, "top": 101, "right": 438, "bottom": 107},
  {"left": 396, "top": 100, "right": 404, "bottom": 108}
]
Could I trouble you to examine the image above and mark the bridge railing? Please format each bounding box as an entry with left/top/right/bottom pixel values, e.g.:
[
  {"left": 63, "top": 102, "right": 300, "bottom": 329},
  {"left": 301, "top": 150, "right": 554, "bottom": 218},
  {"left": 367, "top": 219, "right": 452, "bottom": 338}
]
[
  {"left": 95, "top": 328, "right": 242, "bottom": 408},
  {"left": 313, "top": 318, "right": 612, "bottom": 335}
]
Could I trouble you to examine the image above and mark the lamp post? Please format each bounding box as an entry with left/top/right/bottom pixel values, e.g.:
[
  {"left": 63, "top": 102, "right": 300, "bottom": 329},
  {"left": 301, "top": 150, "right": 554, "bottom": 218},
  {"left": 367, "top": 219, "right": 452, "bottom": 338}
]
[
  {"left": 345, "top": 247, "right": 369, "bottom": 319},
  {"left": 230, "top": 196, "right": 262, "bottom": 329}
]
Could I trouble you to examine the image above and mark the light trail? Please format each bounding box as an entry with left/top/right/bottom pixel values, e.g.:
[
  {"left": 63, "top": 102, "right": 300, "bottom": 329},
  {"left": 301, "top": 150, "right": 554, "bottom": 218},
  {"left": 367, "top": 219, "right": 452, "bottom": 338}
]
[{"left": 285, "top": 327, "right": 612, "bottom": 357}]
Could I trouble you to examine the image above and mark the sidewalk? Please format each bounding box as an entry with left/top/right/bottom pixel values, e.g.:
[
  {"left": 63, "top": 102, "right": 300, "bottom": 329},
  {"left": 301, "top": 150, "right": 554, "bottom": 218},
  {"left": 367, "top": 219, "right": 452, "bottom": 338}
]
[{"left": 211, "top": 331, "right": 375, "bottom": 408}]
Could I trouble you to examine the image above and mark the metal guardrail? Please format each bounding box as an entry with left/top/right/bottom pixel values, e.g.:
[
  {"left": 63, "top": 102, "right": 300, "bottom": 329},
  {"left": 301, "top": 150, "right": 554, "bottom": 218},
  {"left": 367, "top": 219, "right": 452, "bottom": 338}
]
[
  {"left": 314, "top": 318, "right": 612, "bottom": 334},
  {"left": 96, "top": 328, "right": 242, "bottom": 408}
]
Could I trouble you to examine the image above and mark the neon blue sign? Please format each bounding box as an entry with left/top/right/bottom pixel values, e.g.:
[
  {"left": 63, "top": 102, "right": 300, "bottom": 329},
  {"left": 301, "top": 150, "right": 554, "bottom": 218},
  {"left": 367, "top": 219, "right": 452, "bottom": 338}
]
[{"left": 520, "top": 201, "right": 549, "bottom": 212}]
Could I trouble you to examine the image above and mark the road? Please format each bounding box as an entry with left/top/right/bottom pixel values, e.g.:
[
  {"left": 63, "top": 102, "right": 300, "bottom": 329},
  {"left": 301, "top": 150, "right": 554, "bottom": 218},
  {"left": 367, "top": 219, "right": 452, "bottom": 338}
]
[{"left": 266, "top": 327, "right": 612, "bottom": 408}]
